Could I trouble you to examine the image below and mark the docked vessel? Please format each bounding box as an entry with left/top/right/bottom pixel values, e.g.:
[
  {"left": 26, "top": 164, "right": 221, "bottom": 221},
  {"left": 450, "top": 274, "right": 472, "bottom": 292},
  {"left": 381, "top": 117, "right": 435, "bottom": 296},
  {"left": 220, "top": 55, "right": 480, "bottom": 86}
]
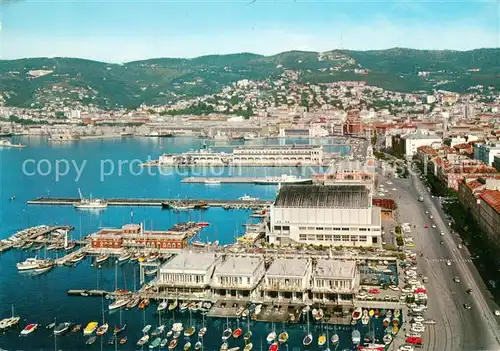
[
  {"left": 70, "top": 252, "right": 86, "bottom": 263},
  {"left": 118, "top": 251, "right": 131, "bottom": 262},
  {"left": 84, "top": 322, "right": 98, "bottom": 336},
  {"left": 95, "top": 253, "right": 110, "bottom": 264},
  {"left": 138, "top": 299, "right": 150, "bottom": 309},
  {"left": 109, "top": 299, "right": 129, "bottom": 311},
  {"left": 352, "top": 330, "right": 361, "bottom": 345},
  {"left": 34, "top": 262, "right": 54, "bottom": 274},
  {"left": 149, "top": 337, "right": 162, "bottom": 349},
  {"left": 184, "top": 326, "right": 196, "bottom": 337},
  {"left": 168, "top": 339, "right": 178, "bottom": 350},
  {"left": 96, "top": 323, "right": 109, "bottom": 336},
  {"left": 74, "top": 189, "right": 107, "bottom": 210},
  {"left": 239, "top": 194, "right": 259, "bottom": 201},
  {"left": 53, "top": 322, "right": 71, "bottom": 335},
  {"left": 204, "top": 179, "right": 221, "bottom": 185},
  {"left": 157, "top": 300, "right": 168, "bottom": 312},
  {"left": 352, "top": 307, "right": 362, "bottom": 321},
  {"left": 113, "top": 324, "right": 127, "bottom": 334},
  {"left": 20, "top": 323, "right": 38, "bottom": 336},
  {"left": 16, "top": 257, "right": 48, "bottom": 271},
  {"left": 232, "top": 328, "right": 242, "bottom": 339},
  {"left": 126, "top": 297, "right": 140, "bottom": 309},
  {"left": 86, "top": 336, "right": 97, "bottom": 345},
  {"left": 137, "top": 335, "right": 150, "bottom": 346},
  {"left": 254, "top": 174, "right": 312, "bottom": 185},
  {"left": 222, "top": 328, "right": 232, "bottom": 340}
]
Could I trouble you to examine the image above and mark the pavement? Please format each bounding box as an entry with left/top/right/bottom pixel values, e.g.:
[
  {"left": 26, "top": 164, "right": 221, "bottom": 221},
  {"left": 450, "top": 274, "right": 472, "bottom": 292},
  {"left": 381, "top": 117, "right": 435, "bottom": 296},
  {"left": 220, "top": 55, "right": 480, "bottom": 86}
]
[{"left": 381, "top": 170, "right": 500, "bottom": 351}]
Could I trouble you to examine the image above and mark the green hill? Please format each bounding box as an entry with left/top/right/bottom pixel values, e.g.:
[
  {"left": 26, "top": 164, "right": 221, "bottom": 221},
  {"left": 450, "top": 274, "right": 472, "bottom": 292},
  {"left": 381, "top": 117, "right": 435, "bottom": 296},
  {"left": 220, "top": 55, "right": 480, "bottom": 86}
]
[{"left": 0, "top": 48, "right": 498, "bottom": 109}]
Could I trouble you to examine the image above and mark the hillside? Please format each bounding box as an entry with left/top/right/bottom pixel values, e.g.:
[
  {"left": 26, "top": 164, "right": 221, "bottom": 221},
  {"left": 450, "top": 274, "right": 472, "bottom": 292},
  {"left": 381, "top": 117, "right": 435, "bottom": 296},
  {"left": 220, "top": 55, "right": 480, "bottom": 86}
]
[{"left": 0, "top": 48, "right": 498, "bottom": 109}]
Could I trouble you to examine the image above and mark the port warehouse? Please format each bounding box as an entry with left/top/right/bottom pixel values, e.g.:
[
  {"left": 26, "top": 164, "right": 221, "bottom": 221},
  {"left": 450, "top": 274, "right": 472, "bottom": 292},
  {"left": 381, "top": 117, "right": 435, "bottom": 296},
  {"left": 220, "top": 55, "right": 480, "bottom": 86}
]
[
  {"left": 150, "top": 251, "right": 362, "bottom": 305},
  {"left": 156, "top": 145, "right": 326, "bottom": 166}
]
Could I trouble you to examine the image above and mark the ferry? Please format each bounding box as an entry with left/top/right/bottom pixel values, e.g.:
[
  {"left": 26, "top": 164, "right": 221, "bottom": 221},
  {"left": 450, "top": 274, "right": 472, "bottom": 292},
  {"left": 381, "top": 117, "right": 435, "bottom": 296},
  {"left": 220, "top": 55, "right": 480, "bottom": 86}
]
[
  {"left": 254, "top": 174, "right": 312, "bottom": 185},
  {"left": 83, "top": 322, "right": 98, "bottom": 335},
  {"left": 20, "top": 323, "right": 38, "bottom": 336}
]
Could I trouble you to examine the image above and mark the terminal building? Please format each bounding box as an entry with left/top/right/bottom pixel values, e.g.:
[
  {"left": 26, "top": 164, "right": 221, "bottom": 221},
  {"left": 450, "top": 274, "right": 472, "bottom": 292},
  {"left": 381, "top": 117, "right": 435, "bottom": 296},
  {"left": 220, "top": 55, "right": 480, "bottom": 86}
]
[{"left": 267, "top": 184, "right": 382, "bottom": 247}]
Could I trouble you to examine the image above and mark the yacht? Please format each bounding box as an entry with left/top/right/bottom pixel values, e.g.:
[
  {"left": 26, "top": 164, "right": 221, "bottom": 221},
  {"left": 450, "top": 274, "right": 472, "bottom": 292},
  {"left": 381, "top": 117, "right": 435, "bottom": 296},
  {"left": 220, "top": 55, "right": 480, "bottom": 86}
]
[
  {"left": 74, "top": 188, "right": 107, "bottom": 210},
  {"left": 95, "top": 253, "right": 110, "bottom": 264},
  {"left": 118, "top": 251, "right": 131, "bottom": 262},
  {"left": 20, "top": 323, "right": 38, "bottom": 336},
  {"left": 238, "top": 194, "right": 259, "bottom": 201},
  {"left": 16, "top": 257, "right": 46, "bottom": 271},
  {"left": 254, "top": 174, "right": 312, "bottom": 185},
  {"left": 109, "top": 299, "right": 129, "bottom": 311}
]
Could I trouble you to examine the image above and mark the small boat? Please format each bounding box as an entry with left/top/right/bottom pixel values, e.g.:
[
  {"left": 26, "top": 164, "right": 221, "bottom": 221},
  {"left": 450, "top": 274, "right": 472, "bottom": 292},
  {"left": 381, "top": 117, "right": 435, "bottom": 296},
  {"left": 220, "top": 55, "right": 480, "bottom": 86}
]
[
  {"left": 71, "top": 324, "right": 81, "bottom": 333},
  {"left": 120, "top": 336, "right": 128, "bottom": 344},
  {"left": 244, "top": 330, "right": 252, "bottom": 341},
  {"left": 228, "top": 348, "right": 240, "bottom": 351},
  {"left": 369, "top": 309, "right": 374, "bottom": 317},
  {"left": 161, "top": 339, "right": 169, "bottom": 347},
  {"left": 64, "top": 242, "right": 76, "bottom": 251},
  {"left": 241, "top": 309, "right": 249, "bottom": 318},
  {"left": 109, "top": 299, "right": 129, "bottom": 311},
  {"left": 86, "top": 336, "right": 97, "bottom": 345},
  {"left": 137, "top": 335, "right": 150, "bottom": 346},
  {"left": 139, "top": 299, "right": 150, "bottom": 309},
  {"left": 70, "top": 252, "right": 85, "bottom": 263},
  {"left": 151, "top": 325, "right": 165, "bottom": 336},
  {"left": 169, "top": 300, "right": 178, "bottom": 311},
  {"left": 53, "top": 322, "right": 71, "bottom": 335},
  {"left": 145, "top": 268, "right": 158, "bottom": 276},
  {"left": 236, "top": 306, "right": 245, "bottom": 317},
  {"left": 180, "top": 301, "right": 189, "bottom": 312},
  {"left": 168, "top": 339, "right": 178, "bottom": 350},
  {"left": 184, "top": 341, "right": 192, "bottom": 351},
  {"left": 167, "top": 330, "right": 173, "bottom": 338},
  {"left": 266, "top": 331, "right": 276, "bottom": 343},
  {"left": 114, "top": 324, "right": 127, "bottom": 334},
  {"left": 361, "top": 315, "right": 370, "bottom": 325},
  {"left": 20, "top": 323, "right": 38, "bottom": 336},
  {"left": 394, "top": 309, "right": 401, "bottom": 318},
  {"left": 96, "top": 323, "right": 109, "bottom": 336},
  {"left": 195, "top": 341, "right": 203, "bottom": 350},
  {"left": 142, "top": 324, "right": 152, "bottom": 334},
  {"left": 34, "top": 262, "right": 54, "bottom": 274},
  {"left": 314, "top": 309, "right": 324, "bottom": 321},
  {"left": 243, "top": 343, "right": 253, "bottom": 351},
  {"left": 184, "top": 326, "right": 196, "bottom": 337},
  {"left": 331, "top": 334, "right": 339, "bottom": 344},
  {"left": 303, "top": 333, "right": 313, "bottom": 346},
  {"left": 157, "top": 300, "right": 168, "bottom": 312},
  {"left": 130, "top": 253, "right": 139, "bottom": 261},
  {"left": 383, "top": 334, "right": 393, "bottom": 344},
  {"left": 108, "top": 335, "right": 116, "bottom": 345},
  {"left": 318, "top": 334, "right": 327, "bottom": 346},
  {"left": 118, "top": 251, "right": 131, "bottom": 262},
  {"left": 149, "top": 337, "right": 162, "bottom": 349},
  {"left": 46, "top": 322, "right": 56, "bottom": 329},
  {"left": 352, "top": 330, "right": 361, "bottom": 345},
  {"left": 278, "top": 331, "right": 288, "bottom": 344},
  {"left": 126, "top": 297, "right": 140, "bottom": 309},
  {"left": 268, "top": 343, "right": 278, "bottom": 351},
  {"left": 95, "top": 253, "right": 110, "bottom": 264},
  {"left": 222, "top": 328, "right": 232, "bottom": 340},
  {"left": 233, "top": 327, "right": 242, "bottom": 338},
  {"left": 198, "top": 326, "right": 207, "bottom": 337},
  {"left": 173, "top": 331, "right": 181, "bottom": 339},
  {"left": 172, "top": 322, "right": 183, "bottom": 332},
  {"left": 220, "top": 342, "right": 229, "bottom": 351},
  {"left": 352, "top": 307, "right": 362, "bottom": 320},
  {"left": 383, "top": 317, "right": 391, "bottom": 327}
]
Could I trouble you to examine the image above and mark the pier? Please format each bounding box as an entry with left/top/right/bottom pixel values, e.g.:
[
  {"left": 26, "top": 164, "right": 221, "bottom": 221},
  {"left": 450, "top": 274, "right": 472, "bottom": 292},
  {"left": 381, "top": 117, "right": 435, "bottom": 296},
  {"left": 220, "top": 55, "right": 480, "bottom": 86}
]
[
  {"left": 182, "top": 176, "right": 313, "bottom": 184},
  {"left": 27, "top": 197, "right": 273, "bottom": 207}
]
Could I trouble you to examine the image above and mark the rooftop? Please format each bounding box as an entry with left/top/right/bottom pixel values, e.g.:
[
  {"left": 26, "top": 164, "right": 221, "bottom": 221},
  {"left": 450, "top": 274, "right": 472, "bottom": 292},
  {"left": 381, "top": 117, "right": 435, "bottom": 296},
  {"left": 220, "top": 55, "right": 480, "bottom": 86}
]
[
  {"left": 266, "top": 258, "right": 309, "bottom": 277},
  {"left": 160, "top": 252, "right": 219, "bottom": 272},
  {"left": 479, "top": 190, "right": 500, "bottom": 214},
  {"left": 234, "top": 144, "right": 322, "bottom": 150},
  {"left": 402, "top": 131, "right": 441, "bottom": 140},
  {"left": 314, "top": 259, "right": 357, "bottom": 279},
  {"left": 215, "top": 256, "right": 263, "bottom": 276},
  {"left": 274, "top": 184, "right": 370, "bottom": 208}
]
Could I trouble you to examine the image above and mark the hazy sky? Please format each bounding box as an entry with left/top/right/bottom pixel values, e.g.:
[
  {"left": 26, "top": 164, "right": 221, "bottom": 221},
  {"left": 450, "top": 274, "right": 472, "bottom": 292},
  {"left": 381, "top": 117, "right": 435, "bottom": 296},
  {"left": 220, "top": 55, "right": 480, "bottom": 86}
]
[{"left": 0, "top": 0, "right": 499, "bottom": 62}]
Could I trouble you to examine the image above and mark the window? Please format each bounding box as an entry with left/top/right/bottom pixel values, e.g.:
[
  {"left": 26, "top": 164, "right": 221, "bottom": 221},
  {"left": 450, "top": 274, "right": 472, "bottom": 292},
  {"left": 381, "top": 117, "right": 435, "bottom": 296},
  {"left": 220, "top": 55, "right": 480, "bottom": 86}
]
[
  {"left": 342, "top": 235, "right": 350, "bottom": 241},
  {"left": 351, "top": 236, "right": 358, "bottom": 242},
  {"left": 359, "top": 228, "right": 367, "bottom": 231},
  {"left": 332, "top": 227, "right": 341, "bottom": 231},
  {"left": 316, "top": 227, "right": 324, "bottom": 231},
  {"left": 299, "top": 234, "right": 307, "bottom": 240},
  {"left": 282, "top": 226, "right": 290, "bottom": 231},
  {"left": 325, "top": 235, "right": 332, "bottom": 241},
  {"left": 342, "top": 228, "right": 349, "bottom": 231},
  {"left": 359, "top": 236, "right": 367, "bottom": 242},
  {"left": 333, "top": 235, "right": 341, "bottom": 241},
  {"left": 316, "top": 235, "right": 324, "bottom": 241},
  {"left": 274, "top": 226, "right": 281, "bottom": 230}
]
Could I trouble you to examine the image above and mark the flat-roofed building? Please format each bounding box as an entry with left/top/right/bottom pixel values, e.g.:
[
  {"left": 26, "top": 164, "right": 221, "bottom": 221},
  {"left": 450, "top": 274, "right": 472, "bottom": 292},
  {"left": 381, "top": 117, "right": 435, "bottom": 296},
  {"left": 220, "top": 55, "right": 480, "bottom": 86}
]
[
  {"left": 211, "top": 256, "right": 266, "bottom": 299},
  {"left": 268, "top": 185, "right": 382, "bottom": 247},
  {"left": 262, "top": 258, "right": 312, "bottom": 302},
  {"left": 311, "top": 260, "right": 359, "bottom": 304},
  {"left": 157, "top": 252, "right": 222, "bottom": 298}
]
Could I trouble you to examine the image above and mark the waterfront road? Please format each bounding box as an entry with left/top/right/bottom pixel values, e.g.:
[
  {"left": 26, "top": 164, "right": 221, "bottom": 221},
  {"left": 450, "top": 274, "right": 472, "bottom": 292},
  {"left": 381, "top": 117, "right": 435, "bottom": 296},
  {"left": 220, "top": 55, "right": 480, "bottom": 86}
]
[{"left": 382, "top": 173, "right": 500, "bottom": 351}]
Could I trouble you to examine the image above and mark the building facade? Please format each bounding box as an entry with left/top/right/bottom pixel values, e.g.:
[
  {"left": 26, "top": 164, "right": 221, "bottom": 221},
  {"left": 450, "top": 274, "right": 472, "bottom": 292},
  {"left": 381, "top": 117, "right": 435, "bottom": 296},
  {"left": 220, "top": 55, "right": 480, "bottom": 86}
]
[
  {"left": 267, "top": 184, "right": 382, "bottom": 247},
  {"left": 311, "top": 260, "right": 360, "bottom": 303},
  {"left": 474, "top": 142, "right": 500, "bottom": 166},
  {"left": 263, "top": 258, "right": 312, "bottom": 302}
]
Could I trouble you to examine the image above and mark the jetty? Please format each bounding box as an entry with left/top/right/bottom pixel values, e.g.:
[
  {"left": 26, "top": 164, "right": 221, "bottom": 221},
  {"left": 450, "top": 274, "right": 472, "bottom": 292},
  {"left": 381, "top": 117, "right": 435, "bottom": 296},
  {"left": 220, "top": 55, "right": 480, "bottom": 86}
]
[
  {"left": 27, "top": 197, "right": 273, "bottom": 207},
  {"left": 182, "top": 176, "right": 312, "bottom": 184}
]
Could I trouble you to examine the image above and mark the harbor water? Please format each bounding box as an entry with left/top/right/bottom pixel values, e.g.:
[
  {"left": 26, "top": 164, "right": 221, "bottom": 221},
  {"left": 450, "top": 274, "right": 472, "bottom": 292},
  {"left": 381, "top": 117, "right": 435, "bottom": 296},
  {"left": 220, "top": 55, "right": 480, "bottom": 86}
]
[{"left": 0, "top": 136, "right": 402, "bottom": 351}]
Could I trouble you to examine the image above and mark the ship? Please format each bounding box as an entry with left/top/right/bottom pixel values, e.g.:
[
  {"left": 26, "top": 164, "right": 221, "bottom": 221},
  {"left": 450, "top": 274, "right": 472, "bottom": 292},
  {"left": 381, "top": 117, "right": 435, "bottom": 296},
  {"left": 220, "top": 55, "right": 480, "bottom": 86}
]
[
  {"left": 74, "top": 189, "right": 107, "bottom": 210},
  {"left": 254, "top": 174, "right": 312, "bottom": 185}
]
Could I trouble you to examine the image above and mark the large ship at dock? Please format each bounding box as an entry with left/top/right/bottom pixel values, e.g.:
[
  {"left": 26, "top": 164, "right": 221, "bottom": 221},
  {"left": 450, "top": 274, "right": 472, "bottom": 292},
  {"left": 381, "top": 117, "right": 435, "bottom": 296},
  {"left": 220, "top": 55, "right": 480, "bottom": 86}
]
[
  {"left": 253, "top": 174, "right": 312, "bottom": 185},
  {"left": 73, "top": 189, "right": 107, "bottom": 210}
]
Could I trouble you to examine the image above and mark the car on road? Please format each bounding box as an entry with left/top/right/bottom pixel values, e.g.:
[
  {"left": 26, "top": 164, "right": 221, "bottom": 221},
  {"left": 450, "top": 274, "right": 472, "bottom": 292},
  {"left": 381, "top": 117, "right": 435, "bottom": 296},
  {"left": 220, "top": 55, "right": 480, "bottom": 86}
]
[
  {"left": 424, "top": 224, "right": 429, "bottom": 228},
  {"left": 463, "top": 302, "right": 472, "bottom": 310},
  {"left": 418, "top": 197, "right": 424, "bottom": 202},
  {"left": 453, "top": 276, "right": 460, "bottom": 283},
  {"left": 432, "top": 224, "right": 436, "bottom": 228},
  {"left": 425, "top": 211, "right": 429, "bottom": 214},
  {"left": 430, "top": 215, "right": 434, "bottom": 219},
  {"left": 495, "top": 310, "right": 500, "bottom": 316},
  {"left": 440, "top": 231, "right": 445, "bottom": 236},
  {"left": 458, "top": 244, "right": 463, "bottom": 249},
  {"left": 466, "top": 288, "right": 472, "bottom": 294},
  {"left": 446, "top": 260, "right": 452, "bottom": 266},
  {"left": 440, "top": 241, "right": 444, "bottom": 245}
]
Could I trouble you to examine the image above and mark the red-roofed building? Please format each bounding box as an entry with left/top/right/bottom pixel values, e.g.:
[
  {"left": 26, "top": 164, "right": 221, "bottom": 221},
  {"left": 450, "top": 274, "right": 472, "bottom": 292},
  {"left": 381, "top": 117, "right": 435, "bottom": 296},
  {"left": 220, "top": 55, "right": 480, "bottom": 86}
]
[
  {"left": 439, "top": 164, "right": 499, "bottom": 190},
  {"left": 478, "top": 189, "right": 500, "bottom": 245}
]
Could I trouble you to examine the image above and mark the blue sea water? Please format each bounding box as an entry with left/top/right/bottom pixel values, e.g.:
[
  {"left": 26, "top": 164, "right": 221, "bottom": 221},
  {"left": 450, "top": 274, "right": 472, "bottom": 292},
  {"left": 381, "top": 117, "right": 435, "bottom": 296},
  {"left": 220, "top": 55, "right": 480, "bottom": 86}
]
[{"left": 0, "top": 136, "right": 394, "bottom": 351}]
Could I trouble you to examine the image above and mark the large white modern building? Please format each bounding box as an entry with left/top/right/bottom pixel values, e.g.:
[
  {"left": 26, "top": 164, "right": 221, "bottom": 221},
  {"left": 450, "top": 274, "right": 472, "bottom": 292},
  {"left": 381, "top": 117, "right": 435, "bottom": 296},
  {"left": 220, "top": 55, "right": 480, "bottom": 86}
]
[
  {"left": 267, "top": 184, "right": 382, "bottom": 247},
  {"left": 399, "top": 131, "right": 442, "bottom": 158}
]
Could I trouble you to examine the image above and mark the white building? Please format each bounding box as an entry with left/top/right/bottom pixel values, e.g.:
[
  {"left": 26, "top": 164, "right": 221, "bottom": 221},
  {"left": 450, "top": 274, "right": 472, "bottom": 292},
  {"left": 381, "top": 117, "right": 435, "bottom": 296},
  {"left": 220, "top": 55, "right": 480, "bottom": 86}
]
[
  {"left": 157, "top": 252, "right": 222, "bottom": 297},
  {"left": 311, "top": 260, "right": 360, "bottom": 304},
  {"left": 267, "top": 185, "right": 382, "bottom": 247},
  {"left": 474, "top": 142, "right": 500, "bottom": 166},
  {"left": 263, "top": 258, "right": 312, "bottom": 302},
  {"left": 211, "top": 256, "right": 266, "bottom": 299},
  {"left": 400, "top": 131, "right": 441, "bottom": 157}
]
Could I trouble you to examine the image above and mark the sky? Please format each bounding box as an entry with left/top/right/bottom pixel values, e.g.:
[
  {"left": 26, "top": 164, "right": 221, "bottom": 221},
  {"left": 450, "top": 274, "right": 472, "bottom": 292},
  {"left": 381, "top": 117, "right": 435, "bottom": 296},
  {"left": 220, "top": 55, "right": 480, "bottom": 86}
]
[{"left": 0, "top": 0, "right": 499, "bottom": 62}]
